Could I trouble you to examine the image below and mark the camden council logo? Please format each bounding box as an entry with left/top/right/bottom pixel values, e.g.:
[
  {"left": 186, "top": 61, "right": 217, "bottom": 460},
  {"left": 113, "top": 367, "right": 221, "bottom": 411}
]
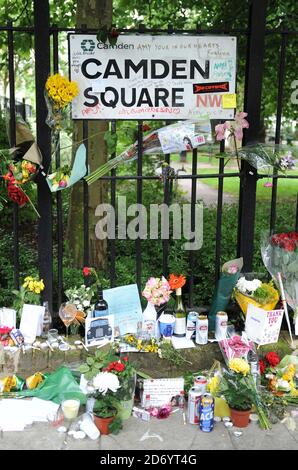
[{"left": 81, "top": 39, "right": 95, "bottom": 53}]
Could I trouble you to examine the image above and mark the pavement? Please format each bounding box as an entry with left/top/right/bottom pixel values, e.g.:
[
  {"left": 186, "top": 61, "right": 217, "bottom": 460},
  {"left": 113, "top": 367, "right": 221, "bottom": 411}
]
[{"left": 1, "top": 408, "right": 298, "bottom": 450}]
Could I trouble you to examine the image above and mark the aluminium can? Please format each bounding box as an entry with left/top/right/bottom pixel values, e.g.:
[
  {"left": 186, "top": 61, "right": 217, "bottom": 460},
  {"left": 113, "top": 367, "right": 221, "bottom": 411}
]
[
  {"left": 187, "top": 387, "right": 202, "bottom": 425},
  {"left": 215, "top": 311, "right": 228, "bottom": 340},
  {"left": 186, "top": 311, "right": 197, "bottom": 340},
  {"left": 195, "top": 315, "right": 208, "bottom": 345},
  {"left": 194, "top": 375, "right": 207, "bottom": 394},
  {"left": 199, "top": 393, "right": 214, "bottom": 432}
]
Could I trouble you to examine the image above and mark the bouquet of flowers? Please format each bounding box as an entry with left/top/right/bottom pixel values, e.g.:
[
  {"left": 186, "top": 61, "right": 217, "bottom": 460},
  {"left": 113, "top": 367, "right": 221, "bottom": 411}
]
[
  {"left": 45, "top": 73, "right": 79, "bottom": 133},
  {"left": 209, "top": 257, "right": 243, "bottom": 330},
  {"left": 85, "top": 119, "right": 211, "bottom": 184},
  {"left": 260, "top": 353, "right": 298, "bottom": 402},
  {"left": 219, "top": 334, "right": 254, "bottom": 364},
  {"left": 65, "top": 284, "right": 94, "bottom": 333},
  {"left": 12, "top": 276, "right": 45, "bottom": 319},
  {"left": 8, "top": 160, "right": 37, "bottom": 184},
  {"left": 238, "top": 145, "right": 296, "bottom": 174},
  {"left": 261, "top": 232, "right": 298, "bottom": 333},
  {"left": 47, "top": 164, "right": 71, "bottom": 190},
  {"left": 142, "top": 276, "right": 172, "bottom": 307},
  {"left": 233, "top": 275, "right": 279, "bottom": 315},
  {"left": 0, "top": 326, "right": 13, "bottom": 347}
]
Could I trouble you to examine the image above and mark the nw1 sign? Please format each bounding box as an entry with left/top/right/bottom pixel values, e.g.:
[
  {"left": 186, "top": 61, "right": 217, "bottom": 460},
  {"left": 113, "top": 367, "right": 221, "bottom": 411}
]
[{"left": 69, "top": 34, "right": 237, "bottom": 120}]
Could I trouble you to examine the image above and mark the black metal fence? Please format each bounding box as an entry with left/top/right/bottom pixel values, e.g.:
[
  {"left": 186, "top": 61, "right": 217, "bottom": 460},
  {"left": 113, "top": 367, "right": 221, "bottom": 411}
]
[{"left": 2, "top": 0, "right": 298, "bottom": 313}]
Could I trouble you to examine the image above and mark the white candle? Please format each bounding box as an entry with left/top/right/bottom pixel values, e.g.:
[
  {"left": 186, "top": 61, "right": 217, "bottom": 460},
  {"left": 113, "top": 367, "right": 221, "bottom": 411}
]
[{"left": 62, "top": 399, "right": 80, "bottom": 420}]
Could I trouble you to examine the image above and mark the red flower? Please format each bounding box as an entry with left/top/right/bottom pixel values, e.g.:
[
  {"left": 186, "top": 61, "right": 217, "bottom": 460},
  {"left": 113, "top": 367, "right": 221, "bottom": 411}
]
[
  {"left": 281, "top": 239, "right": 295, "bottom": 252},
  {"left": 82, "top": 267, "right": 91, "bottom": 277},
  {"left": 265, "top": 351, "right": 280, "bottom": 367},
  {"left": 168, "top": 274, "right": 186, "bottom": 290},
  {"left": 7, "top": 182, "right": 28, "bottom": 207},
  {"left": 110, "top": 27, "right": 119, "bottom": 39},
  {"left": 123, "top": 356, "right": 129, "bottom": 361},
  {"left": 114, "top": 362, "right": 125, "bottom": 372},
  {"left": 142, "top": 124, "right": 151, "bottom": 132},
  {"left": 259, "top": 359, "right": 266, "bottom": 375}
]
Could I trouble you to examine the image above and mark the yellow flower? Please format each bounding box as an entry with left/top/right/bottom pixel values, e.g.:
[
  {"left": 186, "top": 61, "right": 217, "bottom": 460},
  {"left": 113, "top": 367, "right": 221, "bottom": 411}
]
[
  {"left": 290, "top": 387, "right": 298, "bottom": 397},
  {"left": 229, "top": 358, "right": 250, "bottom": 376},
  {"left": 282, "top": 364, "right": 296, "bottom": 382},
  {"left": 207, "top": 376, "right": 220, "bottom": 395},
  {"left": 28, "top": 281, "right": 35, "bottom": 292},
  {"left": 137, "top": 339, "right": 142, "bottom": 351}
]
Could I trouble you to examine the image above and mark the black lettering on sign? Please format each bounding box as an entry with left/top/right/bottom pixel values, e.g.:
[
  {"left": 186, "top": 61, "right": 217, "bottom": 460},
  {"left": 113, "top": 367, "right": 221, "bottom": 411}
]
[{"left": 193, "top": 82, "right": 229, "bottom": 94}]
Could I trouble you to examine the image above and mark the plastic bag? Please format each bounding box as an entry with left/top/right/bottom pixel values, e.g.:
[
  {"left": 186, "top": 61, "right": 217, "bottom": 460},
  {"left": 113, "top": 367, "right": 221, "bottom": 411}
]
[{"left": 1, "top": 367, "right": 86, "bottom": 405}]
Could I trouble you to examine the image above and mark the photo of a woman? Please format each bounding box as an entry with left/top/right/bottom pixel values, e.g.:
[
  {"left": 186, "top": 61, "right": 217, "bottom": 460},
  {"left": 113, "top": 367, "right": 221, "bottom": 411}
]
[{"left": 183, "top": 136, "right": 193, "bottom": 150}]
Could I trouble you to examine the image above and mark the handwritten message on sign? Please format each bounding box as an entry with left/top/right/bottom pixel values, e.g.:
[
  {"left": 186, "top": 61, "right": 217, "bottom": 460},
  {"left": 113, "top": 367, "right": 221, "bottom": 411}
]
[{"left": 69, "top": 34, "right": 237, "bottom": 120}]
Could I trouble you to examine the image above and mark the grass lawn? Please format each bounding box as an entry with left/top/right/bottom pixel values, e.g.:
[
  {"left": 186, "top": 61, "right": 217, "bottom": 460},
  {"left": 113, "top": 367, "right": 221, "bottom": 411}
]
[{"left": 195, "top": 167, "right": 298, "bottom": 200}]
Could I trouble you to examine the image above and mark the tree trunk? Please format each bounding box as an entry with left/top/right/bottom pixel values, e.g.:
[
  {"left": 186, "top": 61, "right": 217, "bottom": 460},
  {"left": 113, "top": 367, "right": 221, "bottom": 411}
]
[{"left": 67, "top": 0, "right": 112, "bottom": 268}]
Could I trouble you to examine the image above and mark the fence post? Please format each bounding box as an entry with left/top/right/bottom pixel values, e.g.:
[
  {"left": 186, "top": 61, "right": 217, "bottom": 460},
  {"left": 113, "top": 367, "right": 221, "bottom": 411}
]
[
  {"left": 238, "top": 0, "right": 268, "bottom": 271},
  {"left": 34, "top": 0, "right": 53, "bottom": 311}
]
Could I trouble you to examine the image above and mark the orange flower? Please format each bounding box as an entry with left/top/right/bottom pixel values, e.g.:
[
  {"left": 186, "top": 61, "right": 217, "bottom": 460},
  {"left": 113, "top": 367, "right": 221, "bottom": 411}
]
[
  {"left": 73, "top": 311, "right": 86, "bottom": 326},
  {"left": 168, "top": 274, "right": 186, "bottom": 290}
]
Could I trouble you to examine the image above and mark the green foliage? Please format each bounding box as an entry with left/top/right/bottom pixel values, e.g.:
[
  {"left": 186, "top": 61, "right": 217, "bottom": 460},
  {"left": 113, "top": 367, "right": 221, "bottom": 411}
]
[
  {"left": 78, "top": 346, "right": 118, "bottom": 380},
  {"left": 93, "top": 396, "right": 118, "bottom": 418},
  {"left": 253, "top": 282, "right": 278, "bottom": 305},
  {"left": 219, "top": 370, "right": 255, "bottom": 411},
  {"left": 108, "top": 416, "right": 122, "bottom": 434}
]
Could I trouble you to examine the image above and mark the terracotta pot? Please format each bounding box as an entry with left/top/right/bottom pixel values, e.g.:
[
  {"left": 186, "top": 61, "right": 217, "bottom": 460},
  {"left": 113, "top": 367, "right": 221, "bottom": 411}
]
[
  {"left": 229, "top": 408, "right": 251, "bottom": 428},
  {"left": 94, "top": 415, "right": 115, "bottom": 435}
]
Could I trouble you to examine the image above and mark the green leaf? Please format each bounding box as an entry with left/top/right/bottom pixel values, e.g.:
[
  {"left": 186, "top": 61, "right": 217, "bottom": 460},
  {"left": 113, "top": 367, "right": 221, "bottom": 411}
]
[
  {"left": 86, "top": 357, "right": 95, "bottom": 366},
  {"left": 108, "top": 35, "right": 118, "bottom": 46},
  {"left": 78, "top": 364, "right": 89, "bottom": 374}
]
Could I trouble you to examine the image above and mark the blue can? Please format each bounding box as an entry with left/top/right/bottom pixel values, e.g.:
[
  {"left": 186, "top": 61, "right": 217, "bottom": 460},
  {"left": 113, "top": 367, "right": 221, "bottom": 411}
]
[{"left": 199, "top": 393, "right": 214, "bottom": 432}]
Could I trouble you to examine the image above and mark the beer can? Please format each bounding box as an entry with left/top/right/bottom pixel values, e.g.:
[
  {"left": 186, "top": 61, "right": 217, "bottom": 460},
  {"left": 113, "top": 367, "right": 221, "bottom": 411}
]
[
  {"left": 194, "top": 375, "right": 207, "bottom": 394},
  {"left": 199, "top": 393, "right": 214, "bottom": 432},
  {"left": 186, "top": 311, "right": 197, "bottom": 340},
  {"left": 215, "top": 311, "right": 228, "bottom": 340},
  {"left": 187, "top": 387, "right": 202, "bottom": 425},
  {"left": 195, "top": 315, "right": 208, "bottom": 345}
]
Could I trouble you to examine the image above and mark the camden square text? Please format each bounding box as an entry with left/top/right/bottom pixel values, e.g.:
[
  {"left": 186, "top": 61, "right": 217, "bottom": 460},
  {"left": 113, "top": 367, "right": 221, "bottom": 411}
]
[{"left": 81, "top": 58, "right": 210, "bottom": 108}]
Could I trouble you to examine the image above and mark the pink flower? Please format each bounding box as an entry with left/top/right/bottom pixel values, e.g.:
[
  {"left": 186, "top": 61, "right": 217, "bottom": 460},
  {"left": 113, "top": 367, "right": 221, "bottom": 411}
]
[
  {"left": 234, "top": 126, "right": 244, "bottom": 141},
  {"left": 157, "top": 404, "right": 172, "bottom": 419},
  {"left": 264, "top": 182, "right": 273, "bottom": 188},
  {"left": 215, "top": 123, "right": 226, "bottom": 141},
  {"left": 59, "top": 180, "right": 67, "bottom": 188},
  {"left": 235, "top": 112, "right": 249, "bottom": 129},
  {"left": 150, "top": 407, "right": 159, "bottom": 417}
]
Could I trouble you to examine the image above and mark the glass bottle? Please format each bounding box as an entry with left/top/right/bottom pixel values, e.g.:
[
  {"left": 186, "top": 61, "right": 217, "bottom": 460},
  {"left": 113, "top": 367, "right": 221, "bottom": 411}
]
[
  {"left": 92, "top": 286, "right": 109, "bottom": 318},
  {"left": 178, "top": 391, "right": 185, "bottom": 409},
  {"left": 173, "top": 288, "right": 186, "bottom": 336},
  {"left": 42, "top": 301, "right": 52, "bottom": 338}
]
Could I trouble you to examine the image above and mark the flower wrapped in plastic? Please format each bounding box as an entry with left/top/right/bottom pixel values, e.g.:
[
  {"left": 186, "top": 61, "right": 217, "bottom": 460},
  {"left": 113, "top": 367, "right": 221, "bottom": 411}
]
[
  {"left": 86, "top": 119, "right": 211, "bottom": 184},
  {"left": 233, "top": 274, "right": 279, "bottom": 316},
  {"left": 238, "top": 144, "right": 297, "bottom": 174},
  {"left": 261, "top": 231, "right": 298, "bottom": 333},
  {"left": 218, "top": 330, "right": 254, "bottom": 366},
  {"left": 45, "top": 73, "right": 79, "bottom": 133}
]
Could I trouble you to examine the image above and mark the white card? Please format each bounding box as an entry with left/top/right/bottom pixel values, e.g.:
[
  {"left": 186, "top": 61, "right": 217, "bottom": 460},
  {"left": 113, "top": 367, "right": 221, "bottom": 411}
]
[
  {"left": 0, "top": 308, "right": 16, "bottom": 328},
  {"left": 245, "top": 303, "right": 284, "bottom": 345},
  {"left": 142, "top": 377, "right": 184, "bottom": 407},
  {"left": 19, "top": 304, "right": 45, "bottom": 344},
  {"left": 171, "top": 336, "right": 196, "bottom": 349}
]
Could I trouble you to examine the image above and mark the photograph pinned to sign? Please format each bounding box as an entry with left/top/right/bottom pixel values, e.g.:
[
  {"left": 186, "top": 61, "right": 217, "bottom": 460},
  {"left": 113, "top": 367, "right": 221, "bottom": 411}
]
[
  {"left": 245, "top": 303, "right": 284, "bottom": 345},
  {"left": 85, "top": 315, "right": 114, "bottom": 348},
  {"left": 19, "top": 304, "right": 45, "bottom": 344},
  {"left": 102, "top": 284, "right": 143, "bottom": 337},
  {"left": 142, "top": 377, "right": 185, "bottom": 408}
]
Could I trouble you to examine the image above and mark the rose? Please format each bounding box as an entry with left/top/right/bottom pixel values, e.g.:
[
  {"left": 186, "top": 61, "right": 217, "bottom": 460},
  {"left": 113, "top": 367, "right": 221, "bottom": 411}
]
[
  {"left": 114, "top": 362, "right": 125, "bottom": 373},
  {"left": 265, "top": 351, "right": 280, "bottom": 367},
  {"left": 82, "top": 267, "right": 91, "bottom": 276},
  {"left": 157, "top": 404, "right": 172, "bottom": 419},
  {"left": 259, "top": 359, "right": 266, "bottom": 375}
]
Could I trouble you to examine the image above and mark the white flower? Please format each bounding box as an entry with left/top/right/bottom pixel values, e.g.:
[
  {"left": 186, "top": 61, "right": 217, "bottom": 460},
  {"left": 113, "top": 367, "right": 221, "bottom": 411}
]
[
  {"left": 93, "top": 372, "right": 121, "bottom": 395},
  {"left": 77, "top": 304, "right": 83, "bottom": 311},
  {"left": 86, "top": 287, "right": 90, "bottom": 291},
  {"left": 83, "top": 300, "right": 90, "bottom": 307},
  {"left": 236, "top": 277, "right": 262, "bottom": 295},
  {"left": 277, "top": 379, "right": 291, "bottom": 392},
  {"left": 74, "top": 300, "right": 80, "bottom": 305}
]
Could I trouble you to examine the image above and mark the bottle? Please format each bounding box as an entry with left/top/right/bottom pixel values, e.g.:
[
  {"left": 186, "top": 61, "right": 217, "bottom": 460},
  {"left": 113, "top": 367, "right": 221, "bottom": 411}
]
[
  {"left": 142, "top": 302, "right": 157, "bottom": 339},
  {"left": 41, "top": 301, "right": 52, "bottom": 338},
  {"left": 173, "top": 288, "right": 186, "bottom": 336},
  {"left": 144, "top": 394, "right": 151, "bottom": 410},
  {"left": 178, "top": 391, "right": 185, "bottom": 409},
  {"left": 92, "top": 286, "right": 109, "bottom": 318},
  {"left": 247, "top": 350, "right": 260, "bottom": 387}
]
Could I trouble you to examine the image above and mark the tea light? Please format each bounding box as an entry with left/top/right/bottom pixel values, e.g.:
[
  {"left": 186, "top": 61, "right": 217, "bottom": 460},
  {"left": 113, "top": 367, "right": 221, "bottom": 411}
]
[{"left": 62, "top": 399, "right": 80, "bottom": 420}]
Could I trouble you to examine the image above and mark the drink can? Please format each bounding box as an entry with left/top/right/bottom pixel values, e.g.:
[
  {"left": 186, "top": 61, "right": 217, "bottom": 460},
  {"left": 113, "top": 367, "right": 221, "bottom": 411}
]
[
  {"left": 215, "top": 311, "right": 228, "bottom": 340},
  {"left": 199, "top": 393, "right": 214, "bottom": 432},
  {"left": 187, "top": 387, "right": 202, "bottom": 425},
  {"left": 194, "top": 375, "right": 207, "bottom": 394},
  {"left": 186, "top": 311, "right": 197, "bottom": 340},
  {"left": 195, "top": 315, "right": 208, "bottom": 345}
]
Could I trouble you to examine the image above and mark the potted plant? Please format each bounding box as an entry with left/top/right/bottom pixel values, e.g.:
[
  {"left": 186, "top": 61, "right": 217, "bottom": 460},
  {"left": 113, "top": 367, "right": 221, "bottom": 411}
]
[
  {"left": 93, "top": 394, "right": 120, "bottom": 435},
  {"left": 218, "top": 358, "right": 255, "bottom": 428}
]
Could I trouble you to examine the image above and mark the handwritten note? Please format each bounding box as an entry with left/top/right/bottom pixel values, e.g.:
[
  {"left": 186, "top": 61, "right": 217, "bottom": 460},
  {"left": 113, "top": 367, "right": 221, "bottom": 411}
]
[
  {"left": 142, "top": 378, "right": 184, "bottom": 407},
  {"left": 222, "top": 93, "right": 237, "bottom": 109}
]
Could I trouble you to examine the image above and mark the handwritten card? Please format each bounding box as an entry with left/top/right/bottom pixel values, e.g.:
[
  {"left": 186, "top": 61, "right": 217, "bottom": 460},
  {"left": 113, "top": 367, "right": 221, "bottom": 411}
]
[
  {"left": 222, "top": 93, "right": 237, "bottom": 109},
  {"left": 142, "top": 378, "right": 184, "bottom": 407},
  {"left": 103, "top": 284, "right": 143, "bottom": 336},
  {"left": 19, "top": 304, "right": 45, "bottom": 344},
  {"left": 245, "top": 304, "right": 284, "bottom": 345}
]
